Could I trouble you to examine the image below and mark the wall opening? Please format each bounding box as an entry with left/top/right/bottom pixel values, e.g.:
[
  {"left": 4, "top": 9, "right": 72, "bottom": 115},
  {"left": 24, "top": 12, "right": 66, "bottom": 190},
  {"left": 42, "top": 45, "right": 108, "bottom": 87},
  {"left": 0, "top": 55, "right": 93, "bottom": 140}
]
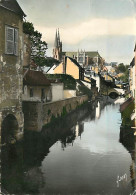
[
  {"left": 1, "top": 114, "right": 19, "bottom": 144},
  {"left": 109, "top": 92, "right": 119, "bottom": 99}
]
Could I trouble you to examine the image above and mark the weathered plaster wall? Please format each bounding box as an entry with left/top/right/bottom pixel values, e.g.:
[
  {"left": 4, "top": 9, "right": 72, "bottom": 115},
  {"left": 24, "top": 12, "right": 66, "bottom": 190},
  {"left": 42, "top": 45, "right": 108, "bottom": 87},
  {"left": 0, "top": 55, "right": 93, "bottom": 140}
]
[
  {"left": 51, "top": 83, "right": 64, "bottom": 102},
  {"left": 23, "top": 95, "right": 88, "bottom": 131},
  {"left": 66, "top": 58, "right": 79, "bottom": 80},
  {"left": 54, "top": 62, "right": 63, "bottom": 74},
  {"left": 0, "top": 7, "right": 24, "bottom": 141},
  {"left": 22, "top": 85, "right": 51, "bottom": 102},
  {"left": 64, "top": 90, "right": 76, "bottom": 98}
]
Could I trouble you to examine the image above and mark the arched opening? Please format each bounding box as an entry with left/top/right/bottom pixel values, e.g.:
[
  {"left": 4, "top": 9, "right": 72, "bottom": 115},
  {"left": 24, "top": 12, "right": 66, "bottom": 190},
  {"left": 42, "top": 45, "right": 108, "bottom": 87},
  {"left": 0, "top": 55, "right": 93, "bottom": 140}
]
[
  {"left": 109, "top": 92, "right": 119, "bottom": 99},
  {"left": 1, "top": 114, "right": 19, "bottom": 144}
]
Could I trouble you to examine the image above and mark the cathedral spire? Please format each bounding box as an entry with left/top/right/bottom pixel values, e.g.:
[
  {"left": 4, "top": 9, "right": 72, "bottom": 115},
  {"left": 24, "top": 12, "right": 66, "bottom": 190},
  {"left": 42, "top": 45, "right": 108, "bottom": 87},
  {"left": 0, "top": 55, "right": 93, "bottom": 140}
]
[
  {"left": 54, "top": 29, "right": 58, "bottom": 48},
  {"left": 58, "top": 28, "right": 60, "bottom": 45}
]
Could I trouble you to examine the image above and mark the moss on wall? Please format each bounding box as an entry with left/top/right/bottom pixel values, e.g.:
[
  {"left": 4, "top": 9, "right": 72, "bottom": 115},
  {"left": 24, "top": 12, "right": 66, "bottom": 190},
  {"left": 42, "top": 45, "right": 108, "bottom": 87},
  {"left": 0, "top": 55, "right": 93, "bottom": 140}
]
[
  {"left": 121, "top": 101, "right": 134, "bottom": 127},
  {"left": 46, "top": 74, "right": 76, "bottom": 90}
]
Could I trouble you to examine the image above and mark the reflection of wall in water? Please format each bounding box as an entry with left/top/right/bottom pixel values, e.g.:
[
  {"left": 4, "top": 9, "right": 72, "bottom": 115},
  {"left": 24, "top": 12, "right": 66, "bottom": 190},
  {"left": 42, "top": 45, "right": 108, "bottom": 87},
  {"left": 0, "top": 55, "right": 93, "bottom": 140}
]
[
  {"left": 130, "top": 137, "right": 136, "bottom": 192},
  {"left": 75, "top": 122, "right": 84, "bottom": 138},
  {"left": 119, "top": 127, "right": 136, "bottom": 192},
  {"left": 96, "top": 101, "right": 100, "bottom": 119}
]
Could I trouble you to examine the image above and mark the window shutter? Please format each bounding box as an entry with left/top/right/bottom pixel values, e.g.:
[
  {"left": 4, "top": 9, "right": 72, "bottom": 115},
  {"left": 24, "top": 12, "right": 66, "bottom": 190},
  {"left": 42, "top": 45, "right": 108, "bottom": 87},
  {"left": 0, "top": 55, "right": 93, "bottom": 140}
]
[
  {"left": 14, "top": 29, "right": 18, "bottom": 55},
  {"left": 5, "top": 26, "right": 14, "bottom": 54}
]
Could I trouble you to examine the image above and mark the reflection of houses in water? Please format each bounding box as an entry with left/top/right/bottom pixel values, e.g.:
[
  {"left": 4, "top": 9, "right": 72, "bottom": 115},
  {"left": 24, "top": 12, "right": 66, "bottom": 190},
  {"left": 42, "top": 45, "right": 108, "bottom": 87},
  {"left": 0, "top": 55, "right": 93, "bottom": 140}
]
[
  {"left": 61, "top": 122, "right": 84, "bottom": 149},
  {"left": 94, "top": 97, "right": 124, "bottom": 121}
]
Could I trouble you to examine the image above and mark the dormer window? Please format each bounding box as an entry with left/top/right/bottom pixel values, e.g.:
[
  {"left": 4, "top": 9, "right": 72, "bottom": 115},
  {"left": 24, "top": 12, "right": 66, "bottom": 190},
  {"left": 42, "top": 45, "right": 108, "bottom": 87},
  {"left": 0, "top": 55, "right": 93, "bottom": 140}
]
[{"left": 5, "top": 26, "right": 18, "bottom": 55}]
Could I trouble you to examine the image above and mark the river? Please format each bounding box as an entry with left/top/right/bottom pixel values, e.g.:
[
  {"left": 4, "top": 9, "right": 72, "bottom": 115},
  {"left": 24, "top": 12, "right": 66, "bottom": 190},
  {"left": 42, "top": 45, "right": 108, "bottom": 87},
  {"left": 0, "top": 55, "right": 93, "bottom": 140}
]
[{"left": 1, "top": 97, "right": 136, "bottom": 195}]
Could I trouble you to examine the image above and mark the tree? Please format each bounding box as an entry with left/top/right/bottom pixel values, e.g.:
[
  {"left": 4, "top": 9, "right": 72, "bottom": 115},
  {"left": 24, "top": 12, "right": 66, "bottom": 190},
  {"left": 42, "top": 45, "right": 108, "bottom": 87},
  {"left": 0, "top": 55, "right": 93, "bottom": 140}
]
[
  {"left": 23, "top": 21, "right": 48, "bottom": 66},
  {"left": 118, "top": 63, "right": 126, "bottom": 73},
  {"left": 120, "top": 68, "right": 129, "bottom": 83}
]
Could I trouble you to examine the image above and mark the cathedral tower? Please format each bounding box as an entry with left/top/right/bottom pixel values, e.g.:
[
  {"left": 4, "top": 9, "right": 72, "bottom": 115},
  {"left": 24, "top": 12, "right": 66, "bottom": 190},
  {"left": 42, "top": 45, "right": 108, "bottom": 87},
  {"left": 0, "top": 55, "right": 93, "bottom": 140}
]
[{"left": 53, "top": 29, "right": 62, "bottom": 61}]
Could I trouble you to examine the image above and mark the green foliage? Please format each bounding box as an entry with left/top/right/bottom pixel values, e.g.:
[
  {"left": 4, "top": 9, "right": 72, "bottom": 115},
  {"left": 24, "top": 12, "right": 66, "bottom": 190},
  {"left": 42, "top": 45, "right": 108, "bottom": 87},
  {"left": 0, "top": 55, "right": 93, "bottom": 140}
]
[
  {"left": 48, "top": 109, "right": 51, "bottom": 115},
  {"left": 120, "top": 68, "right": 129, "bottom": 83},
  {"left": 116, "top": 63, "right": 129, "bottom": 73},
  {"left": 46, "top": 74, "right": 76, "bottom": 90},
  {"left": 23, "top": 21, "right": 48, "bottom": 66},
  {"left": 42, "top": 57, "right": 59, "bottom": 67},
  {"left": 51, "top": 114, "right": 57, "bottom": 122},
  {"left": 115, "top": 63, "right": 129, "bottom": 82},
  {"left": 61, "top": 106, "right": 67, "bottom": 116},
  {"left": 118, "top": 63, "right": 126, "bottom": 73},
  {"left": 121, "top": 101, "right": 134, "bottom": 127},
  {"left": 23, "top": 22, "right": 34, "bottom": 36},
  {"left": 33, "top": 56, "right": 59, "bottom": 67},
  {"left": 78, "top": 85, "right": 92, "bottom": 98}
]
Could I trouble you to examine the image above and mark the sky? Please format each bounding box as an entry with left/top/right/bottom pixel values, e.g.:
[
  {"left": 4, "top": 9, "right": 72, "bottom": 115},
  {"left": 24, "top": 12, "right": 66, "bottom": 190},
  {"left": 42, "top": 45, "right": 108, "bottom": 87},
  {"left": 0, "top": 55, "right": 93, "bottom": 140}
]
[{"left": 18, "top": 0, "right": 136, "bottom": 64}]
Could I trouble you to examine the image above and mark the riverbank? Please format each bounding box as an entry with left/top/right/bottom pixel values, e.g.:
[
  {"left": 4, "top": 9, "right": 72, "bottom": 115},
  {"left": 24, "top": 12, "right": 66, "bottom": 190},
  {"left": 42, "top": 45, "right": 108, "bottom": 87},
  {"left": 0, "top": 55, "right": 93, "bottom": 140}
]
[{"left": 23, "top": 95, "right": 88, "bottom": 131}]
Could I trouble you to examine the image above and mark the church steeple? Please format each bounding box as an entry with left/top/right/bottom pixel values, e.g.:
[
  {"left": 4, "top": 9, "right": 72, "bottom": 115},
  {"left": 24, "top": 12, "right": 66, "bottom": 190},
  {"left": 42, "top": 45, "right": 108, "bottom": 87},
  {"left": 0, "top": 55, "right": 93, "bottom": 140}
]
[
  {"left": 54, "top": 29, "right": 58, "bottom": 48},
  {"left": 53, "top": 28, "right": 63, "bottom": 61},
  {"left": 58, "top": 28, "right": 60, "bottom": 45}
]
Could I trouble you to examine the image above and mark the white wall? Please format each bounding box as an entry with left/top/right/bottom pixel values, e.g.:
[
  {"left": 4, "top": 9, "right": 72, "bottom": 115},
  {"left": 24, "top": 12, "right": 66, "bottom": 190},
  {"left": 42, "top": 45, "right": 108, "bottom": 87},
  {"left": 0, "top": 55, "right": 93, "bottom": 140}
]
[
  {"left": 51, "top": 83, "right": 64, "bottom": 102},
  {"left": 64, "top": 90, "right": 76, "bottom": 98},
  {"left": 81, "top": 81, "right": 91, "bottom": 89},
  {"left": 91, "top": 75, "right": 100, "bottom": 92},
  {"left": 47, "top": 64, "right": 57, "bottom": 74},
  {"left": 22, "top": 85, "right": 51, "bottom": 102}
]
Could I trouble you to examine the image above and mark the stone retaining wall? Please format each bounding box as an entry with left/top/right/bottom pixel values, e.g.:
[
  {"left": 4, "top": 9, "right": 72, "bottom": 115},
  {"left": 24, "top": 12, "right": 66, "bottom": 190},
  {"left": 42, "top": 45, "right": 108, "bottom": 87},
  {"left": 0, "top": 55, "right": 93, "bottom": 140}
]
[{"left": 23, "top": 95, "right": 88, "bottom": 131}]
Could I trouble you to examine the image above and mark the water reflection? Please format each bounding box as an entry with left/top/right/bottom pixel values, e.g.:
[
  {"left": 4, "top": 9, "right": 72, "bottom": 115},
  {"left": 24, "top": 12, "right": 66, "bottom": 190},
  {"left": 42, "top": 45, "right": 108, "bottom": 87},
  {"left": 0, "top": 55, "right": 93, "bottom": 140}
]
[
  {"left": 1, "top": 97, "right": 135, "bottom": 194},
  {"left": 1, "top": 142, "right": 24, "bottom": 194}
]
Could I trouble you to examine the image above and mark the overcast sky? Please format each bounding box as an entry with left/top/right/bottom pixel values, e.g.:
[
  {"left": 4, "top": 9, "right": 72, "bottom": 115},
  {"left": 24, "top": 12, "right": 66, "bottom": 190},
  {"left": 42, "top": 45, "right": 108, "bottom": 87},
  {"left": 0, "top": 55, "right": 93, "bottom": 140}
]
[{"left": 18, "top": 0, "right": 136, "bottom": 64}]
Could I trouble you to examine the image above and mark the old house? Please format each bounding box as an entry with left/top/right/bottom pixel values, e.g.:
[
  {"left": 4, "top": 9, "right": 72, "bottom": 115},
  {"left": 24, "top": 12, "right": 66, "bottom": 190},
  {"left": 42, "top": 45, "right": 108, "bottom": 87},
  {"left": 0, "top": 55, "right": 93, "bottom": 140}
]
[
  {"left": 0, "top": 0, "right": 25, "bottom": 143},
  {"left": 23, "top": 70, "right": 52, "bottom": 102},
  {"left": 47, "top": 57, "right": 84, "bottom": 80}
]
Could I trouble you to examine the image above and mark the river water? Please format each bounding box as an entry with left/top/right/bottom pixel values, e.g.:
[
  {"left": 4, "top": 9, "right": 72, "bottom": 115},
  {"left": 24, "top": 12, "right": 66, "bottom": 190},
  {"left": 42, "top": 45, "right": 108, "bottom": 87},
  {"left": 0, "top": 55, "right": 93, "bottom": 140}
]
[{"left": 1, "top": 97, "right": 136, "bottom": 195}]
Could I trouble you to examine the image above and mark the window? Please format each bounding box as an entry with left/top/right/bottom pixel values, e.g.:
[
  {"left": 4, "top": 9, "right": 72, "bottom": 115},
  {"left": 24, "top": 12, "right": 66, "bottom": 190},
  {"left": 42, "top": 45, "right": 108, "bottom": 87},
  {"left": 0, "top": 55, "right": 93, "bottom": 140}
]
[
  {"left": 30, "top": 88, "right": 34, "bottom": 97},
  {"left": 41, "top": 88, "right": 45, "bottom": 100},
  {"left": 5, "top": 26, "right": 18, "bottom": 55}
]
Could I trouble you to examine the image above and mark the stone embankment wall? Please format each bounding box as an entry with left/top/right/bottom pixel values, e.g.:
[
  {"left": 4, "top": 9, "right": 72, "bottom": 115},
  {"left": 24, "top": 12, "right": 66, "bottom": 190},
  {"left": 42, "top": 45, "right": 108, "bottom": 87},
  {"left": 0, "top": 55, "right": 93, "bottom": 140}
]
[{"left": 23, "top": 95, "right": 88, "bottom": 131}]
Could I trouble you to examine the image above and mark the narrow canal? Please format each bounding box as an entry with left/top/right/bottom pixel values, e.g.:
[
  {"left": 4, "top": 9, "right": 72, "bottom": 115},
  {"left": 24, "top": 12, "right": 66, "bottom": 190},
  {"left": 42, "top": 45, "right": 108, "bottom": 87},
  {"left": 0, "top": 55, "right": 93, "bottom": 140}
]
[{"left": 1, "top": 97, "right": 136, "bottom": 195}]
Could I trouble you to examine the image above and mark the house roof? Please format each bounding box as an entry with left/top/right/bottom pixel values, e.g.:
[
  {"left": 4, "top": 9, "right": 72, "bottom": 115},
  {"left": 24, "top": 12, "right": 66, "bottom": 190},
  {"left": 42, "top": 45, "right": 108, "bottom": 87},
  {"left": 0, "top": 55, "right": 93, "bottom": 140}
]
[
  {"left": 23, "top": 70, "right": 51, "bottom": 86},
  {"left": 0, "top": 0, "right": 26, "bottom": 17},
  {"left": 67, "top": 57, "right": 84, "bottom": 70},
  {"left": 62, "top": 51, "right": 101, "bottom": 58},
  {"left": 85, "top": 51, "right": 101, "bottom": 58}
]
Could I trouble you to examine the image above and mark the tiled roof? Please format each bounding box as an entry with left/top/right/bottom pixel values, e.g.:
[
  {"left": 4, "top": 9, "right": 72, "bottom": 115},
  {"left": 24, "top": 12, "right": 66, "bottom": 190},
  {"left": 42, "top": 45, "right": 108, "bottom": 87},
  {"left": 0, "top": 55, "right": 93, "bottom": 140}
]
[
  {"left": 0, "top": 0, "right": 26, "bottom": 16},
  {"left": 23, "top": 70, "right": 51, "bottom": 86}
]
